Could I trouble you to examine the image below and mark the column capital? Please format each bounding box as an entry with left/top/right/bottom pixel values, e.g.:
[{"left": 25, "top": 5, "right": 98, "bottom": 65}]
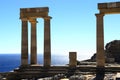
[
  {"left": 44, "top": 16, "right": 52, "bottom": 20},
  {"left": 95, "top": 13, "right": 104, "bottom": 17},
  {"left": 21, "top": 18, "right": 28, "bottom": 21},
  {"left": 29, "top": 18, "right": 38, "bottom": 23}
]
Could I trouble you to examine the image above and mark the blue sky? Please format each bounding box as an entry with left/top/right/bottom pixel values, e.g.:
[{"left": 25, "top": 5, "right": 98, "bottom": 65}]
[{"left": 0, "top": 0, "right": 120, "bottom": 60}]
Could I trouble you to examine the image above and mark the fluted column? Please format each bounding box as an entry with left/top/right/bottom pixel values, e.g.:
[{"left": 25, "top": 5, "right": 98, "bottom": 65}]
[
  {"left": 29, "top": 18, "right": 37, "bottom": 65},
  {"left": 96, "top": 14, "right": 105, "bottom": 67},
  {"left": 44, "top": 17, "right": 51, "bottom": 67},
  {"left": 21, "top": 18, "right": 28, "bottom": 66}
]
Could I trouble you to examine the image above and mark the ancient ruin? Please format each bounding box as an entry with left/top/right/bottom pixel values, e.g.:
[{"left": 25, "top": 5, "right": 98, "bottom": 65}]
[
  {"left": 20, "top": 7, "right": 51, "bottom": 67},
  {"left": 6, "top": 7, "right": 78, "bottom": 80},
  {"left": 4, "top": 1, "right": 120, "bottom": 80},
  {"left": 96, "top": 2, "right": 120, "bottom": 68}
]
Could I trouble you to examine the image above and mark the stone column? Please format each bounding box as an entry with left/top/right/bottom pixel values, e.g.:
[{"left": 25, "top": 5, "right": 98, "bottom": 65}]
[
  {"left": 21, "top": 18, "right": 28, "bottom": 66},
  {"left": 69, "top": 52, "right": 77, "bottom": 68},
  {"left": 96, "top": 14, "right": 105, "bottom": 67},
  {"left": 44, "top": 17, "right": 51, "bottom": 67},
  {"left": 29, "top": 18, "right": 37, "bottom": 64}
]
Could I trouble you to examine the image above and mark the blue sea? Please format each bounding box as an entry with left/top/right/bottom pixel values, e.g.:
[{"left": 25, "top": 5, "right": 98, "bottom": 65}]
[{"left": 0, "top": 54, "right": 69, "bottom": 72}]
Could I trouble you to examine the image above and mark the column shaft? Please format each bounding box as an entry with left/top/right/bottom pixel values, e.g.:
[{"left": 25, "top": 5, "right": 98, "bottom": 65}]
[
  {"left": 96, "top": 14, "right": 105, "bottom": 67},
  {"left": 69, "top": 52, "right": 77, "bottom": 68},
  {"left": 44, "top": 17, "right": 51, "bottom": 67},
  {"left": 21, "top": 19, "right": 28, "bottom": 65},
  {"left": 30, "top": 18, "right": 37, "bottom": 64}
]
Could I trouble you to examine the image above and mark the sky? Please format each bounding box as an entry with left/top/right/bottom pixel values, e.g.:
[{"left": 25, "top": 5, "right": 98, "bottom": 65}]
[{"left": 0, "top": 0, "right": 120, "bottom": 60}]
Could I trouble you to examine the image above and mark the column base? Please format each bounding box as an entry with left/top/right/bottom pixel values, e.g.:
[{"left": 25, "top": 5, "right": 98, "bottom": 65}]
[
  {"left": 20, "top": 64, "right": 30, "bottom": 68},
  {"left": 94, "top": 67, "right": 105, "bottom": 80},
  {"left": 66, "top": 67, "right": 76, "bottom": 78},
  {"left": 44, "top": 65, "right": 51, "bottom": 68}
]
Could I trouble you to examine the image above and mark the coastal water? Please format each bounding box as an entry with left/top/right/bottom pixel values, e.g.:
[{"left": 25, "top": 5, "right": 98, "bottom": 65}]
[{"left": 0, "top": 54, "right": 69, "bottom": 72}]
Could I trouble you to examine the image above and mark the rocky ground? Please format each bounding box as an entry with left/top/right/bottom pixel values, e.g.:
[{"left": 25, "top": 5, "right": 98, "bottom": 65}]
[
  {"left": 37, "top": 72, "right": 120, "bottom": 80},
  {"left": 32, "top": 72, "right": 119, "bottom": 80},
  {"left": 0, "top": 71, "right": 120, "bottom": 80}
]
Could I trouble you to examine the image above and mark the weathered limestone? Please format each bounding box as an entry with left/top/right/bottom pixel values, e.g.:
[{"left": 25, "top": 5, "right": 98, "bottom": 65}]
[
  {"left": 69, "top": 52, "right": 77, "bottom": 67},
  {"left": 96, "top": 2, "right": 120, "bottom": 67},
  {"left": 98, "top": 2, "right": 120, "bottom": 14},
  {"left": 96, "top": 14, "right": 105, "bottom": 67},
  {"left": 20, "top": 7, "right": 51, "bottom": 67},
  {"left": 20, "top": 7, "right": 49, "bottom": 19},
  {"left": 29, "top": 18, "right": 37, "bottom": 64},
  {"left": 21, "top": 18, "right": 28, "bottom": 65},
  {"left": 44, "top": 17, "right": 51, "bottom": 67}
]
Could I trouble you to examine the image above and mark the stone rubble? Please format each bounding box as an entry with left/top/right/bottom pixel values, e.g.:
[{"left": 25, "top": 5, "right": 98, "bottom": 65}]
[
  {"left": 1, "top": 72, "right": 120, "bottom": 80},
  {"left": 36, "top": 73, "right": 119, "bottom": 80}
]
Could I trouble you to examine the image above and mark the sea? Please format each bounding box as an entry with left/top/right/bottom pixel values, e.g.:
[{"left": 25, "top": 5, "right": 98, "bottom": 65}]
[
  {"left": 0, "top": 53, "right": 90, "bottom": 73},
  {"left": 0, "top": 54, "right": 69, "bottom": 72}
]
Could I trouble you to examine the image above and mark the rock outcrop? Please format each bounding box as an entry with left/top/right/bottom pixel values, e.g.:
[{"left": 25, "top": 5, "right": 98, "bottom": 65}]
[{"left": 90, "top": 40, "right": 120, "bottom": 63}]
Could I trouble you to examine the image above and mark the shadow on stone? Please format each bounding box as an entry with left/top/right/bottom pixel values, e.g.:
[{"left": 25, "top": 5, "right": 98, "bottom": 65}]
[
  {"left": 94, "top": 67, "right": 105, "bottom": 80},
  {"left": 66, "top": 67, "right": 76, "bottom": 78}
]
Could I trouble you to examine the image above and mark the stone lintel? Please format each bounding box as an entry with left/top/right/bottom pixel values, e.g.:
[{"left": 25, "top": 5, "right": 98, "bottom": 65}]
[
  {"left": 98, "top": 2, "right": 120, "bottom": 9},
  {"left": 20, "top": 7, "right": 49, "bottom": 19},
  {"left": 98, "top": 2, "right": 120, "bottom": 14},
  {"left": 20, "top": 12, "right": 48, "bottom": 19},
  {"left": 99, "top": 8, "right": 120, "bottom": 14},
  {"left": 20, "top": 7, "right": 49, "bottom": 13}
]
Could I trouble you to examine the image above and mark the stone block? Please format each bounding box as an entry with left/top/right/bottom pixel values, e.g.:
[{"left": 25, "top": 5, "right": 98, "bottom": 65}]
[{"left": 69, "top": 52, "right": 77, "bottom": 68}]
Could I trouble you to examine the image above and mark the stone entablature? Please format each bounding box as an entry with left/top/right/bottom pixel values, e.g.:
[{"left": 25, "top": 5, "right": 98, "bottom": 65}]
[
  {"left": 98, "top": 2, "right": 120, "bottom": 8},
  {"left": 98, "top": 2, "right": 120, "bottom": 14},
  {"left": 20, "top": 7, "right": 49, "bottom": 19}
]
